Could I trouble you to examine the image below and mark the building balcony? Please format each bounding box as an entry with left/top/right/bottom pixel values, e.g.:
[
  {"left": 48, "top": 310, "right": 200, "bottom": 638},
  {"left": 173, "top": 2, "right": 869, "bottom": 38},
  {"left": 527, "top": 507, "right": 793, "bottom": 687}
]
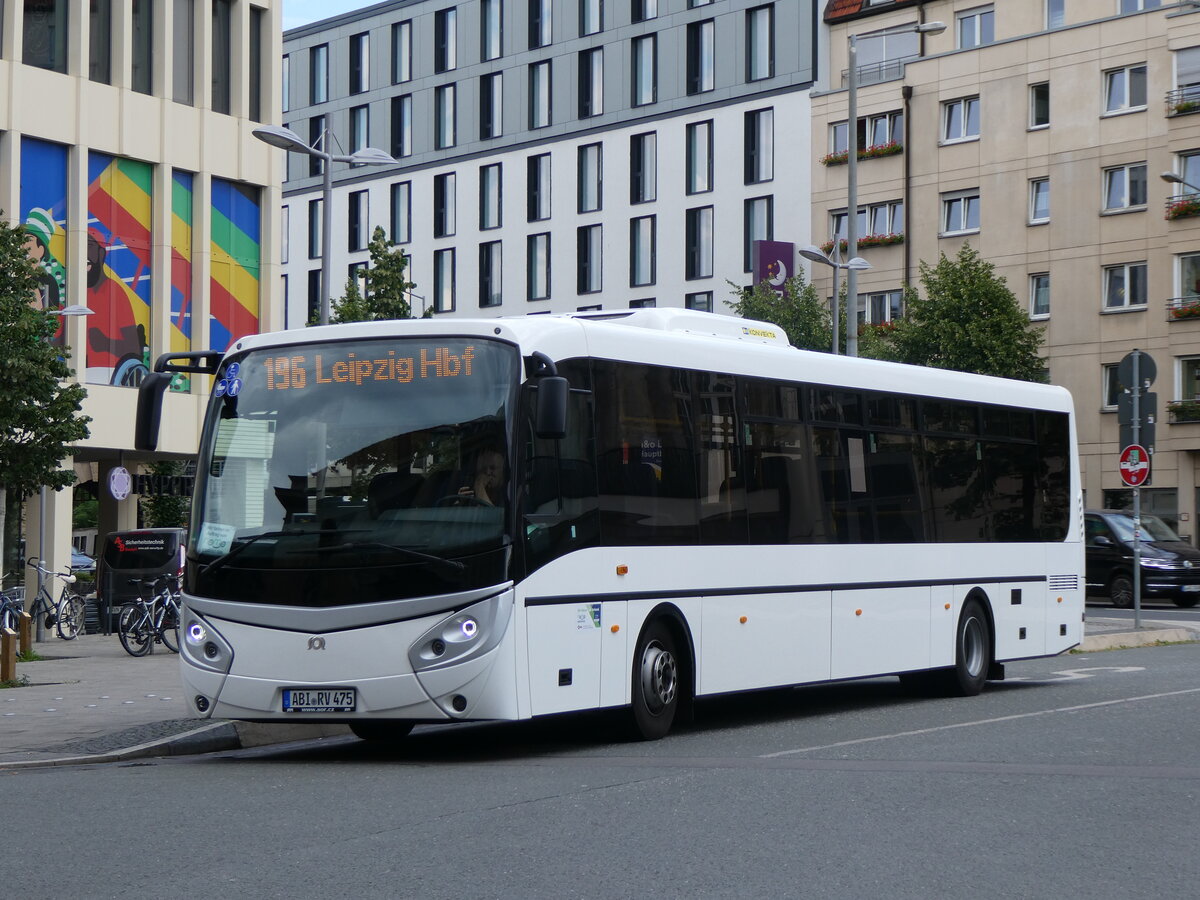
[
  {"left": 1166, "top": 87, "right": 1200, "bottom": 117},
  {"left": 841, "top": 58, "right": 912, "bottom": 88},
  {"left": 1168, "top": 400, "right": 1200, "bottom": 424},
  {"left": 820, "top": 233, "right": 905, "bottom": 256},
  {"left": 1167, "top": 296, "right": 1200, "bottom": 321},
  {"left": 820, "top": 142, "right": 904, "bottom": 167},
  {"left": 1166, "top": 192, "right": 1200, "bottom": 220}
]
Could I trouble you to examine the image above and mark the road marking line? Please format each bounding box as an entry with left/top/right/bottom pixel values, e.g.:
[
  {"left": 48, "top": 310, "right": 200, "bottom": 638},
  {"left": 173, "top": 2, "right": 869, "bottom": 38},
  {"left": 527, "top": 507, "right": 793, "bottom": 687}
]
[{"left": 761, "top": 686, "right": 1200, "bottom": 758}]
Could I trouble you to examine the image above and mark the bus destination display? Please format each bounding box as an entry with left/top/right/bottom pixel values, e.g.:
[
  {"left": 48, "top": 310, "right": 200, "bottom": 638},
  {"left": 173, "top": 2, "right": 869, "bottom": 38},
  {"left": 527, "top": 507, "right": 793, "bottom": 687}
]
[{"left": 262, "top": 345, "right": 479, "bottom": 391}]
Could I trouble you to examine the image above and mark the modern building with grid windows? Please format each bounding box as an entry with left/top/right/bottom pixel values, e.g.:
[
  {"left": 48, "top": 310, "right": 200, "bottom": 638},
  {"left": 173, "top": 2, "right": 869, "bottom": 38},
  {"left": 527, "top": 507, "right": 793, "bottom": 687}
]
[
  {"left": 811, "top": 0, "right": 1200, "bottom": 542},
  {"left": 0, "top": 1, "right": 284, "bottom": 588},
  {"left": 279, "top": 0, "right": 818, "bottom": 322}
]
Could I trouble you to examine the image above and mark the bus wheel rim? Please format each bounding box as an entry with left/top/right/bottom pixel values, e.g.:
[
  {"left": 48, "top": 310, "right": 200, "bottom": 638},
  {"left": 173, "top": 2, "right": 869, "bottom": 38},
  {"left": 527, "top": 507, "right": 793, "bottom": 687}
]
[
  {"left": 640, "top": 641, "right": 677, "bottom": 714},
  {"left": 962, "top": 616, "right": 985, "bottom": 678}
]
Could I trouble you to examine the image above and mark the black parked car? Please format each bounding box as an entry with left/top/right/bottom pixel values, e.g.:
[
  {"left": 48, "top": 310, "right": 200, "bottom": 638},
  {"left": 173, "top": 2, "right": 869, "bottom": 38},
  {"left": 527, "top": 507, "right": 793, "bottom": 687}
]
[{"left": 1085, "top": 509, "right": 1200, "bottom": 608}]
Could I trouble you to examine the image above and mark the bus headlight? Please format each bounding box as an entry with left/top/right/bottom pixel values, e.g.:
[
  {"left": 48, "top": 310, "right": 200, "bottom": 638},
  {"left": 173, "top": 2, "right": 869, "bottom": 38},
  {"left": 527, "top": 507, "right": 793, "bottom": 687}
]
[
  {"left": 181, "top": 611, "right": 234, "bottom": 674},
  {"left": 409, "top": 594, "right": 513, "bottom": 672}
]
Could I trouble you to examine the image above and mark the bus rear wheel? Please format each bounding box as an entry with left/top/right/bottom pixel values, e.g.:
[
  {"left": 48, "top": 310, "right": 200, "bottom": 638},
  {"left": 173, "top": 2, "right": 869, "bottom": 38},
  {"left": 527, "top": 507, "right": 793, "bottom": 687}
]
[
  {"left": 349, "top": 721, "right": 414, "bottom": 742},
  {"left": 629, "top": 620, "right": 682, "bottom": 741},
  {"left": 941, "top": 599, "right": 991, "bottom": 697}
]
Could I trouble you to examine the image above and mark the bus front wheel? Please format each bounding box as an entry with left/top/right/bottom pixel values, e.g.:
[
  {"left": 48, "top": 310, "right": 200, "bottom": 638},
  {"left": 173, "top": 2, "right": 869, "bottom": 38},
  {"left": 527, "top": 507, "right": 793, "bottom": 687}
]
[
  {"left": 349, "top": 721, "right": 414, "bottom": 742},
  {"left": 630, "top": 620, "right": 682, "bottom": 741}
]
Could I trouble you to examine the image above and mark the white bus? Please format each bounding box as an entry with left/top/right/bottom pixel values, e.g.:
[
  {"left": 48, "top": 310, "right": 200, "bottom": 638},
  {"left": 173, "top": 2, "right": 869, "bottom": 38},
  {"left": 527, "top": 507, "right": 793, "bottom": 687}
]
[{"left": 136, "top": 309, "right": 1083, "bottom": 741}]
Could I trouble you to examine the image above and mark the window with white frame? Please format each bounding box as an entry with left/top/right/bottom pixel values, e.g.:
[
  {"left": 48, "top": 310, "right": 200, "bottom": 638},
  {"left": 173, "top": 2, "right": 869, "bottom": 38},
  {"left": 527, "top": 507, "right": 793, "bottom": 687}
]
[
  {"left": 1104, "top": 64, "right": 1147, "bottom": 113},
  {"left": 1030, "top": 178, "right": 1049, "bottom": 224},
  {"left": 1179, "top": 253, "right": 1200, "bottom": 300},
  {"left": 630, "top": 132, "right": 657, "bottom": 203},
  {"left": 391, "top": 182, "right": 411, "bottom": 244},
  {"left": 1031, "top": 273, "right": 1050, "bottom": 318},
  {"left": 744, "top": 196, "right": 773, "bottom": 272},
  {"left": 347, "top": 191, "right": 368, "bottom": 252},
  {"left": 1104, "top": 261, "right": 1148, "bottom": 309},
  {"left": 480, "top": 72, "right": 503, "bottom": 139},
  {"left": 349, "top": 105, "right": 368, "bottom": 155},
  {"left": 350, "top": 32, "right": 369, "bottom": 94},
  {"left": 942, "top": 96, "right": 980, "bottom": 143},
  {"left": 310, "top": 44, "right": 328, "bottom": 103},
  {"left": 745, "top": 108, "right": 773, "bottom": 184},
  {"left": 1030, "top": 82, "right": 1049, "bottom": 128},
  {"left": 392, "top": 95, "right": 412, "bottom": 158},
  {"left": 830, "top": 111, "right": 903, "bottom": 155},
  {"left": 527, "top": 153, "right": 551, "bottom": 221},
  {"left": 1120, "top": 0, "right": 1162, "bottom": 12},
  {"left": 862, "top": 289, "right": 903, "bottom": 324},
  {"left": 579, "top": 48, "right": 603, "bottom": 116},
  {"left": 1179, "top": 152, "right": 1200, "bottom": 194},
  {"left": 851, "top": 25, "right": 919, "bottom": 86},
  {"left": 1175, "top": 46, "right": 1200, "bottom": 110},
  {"left": 1103, "top": 163, "right": 1147, "bottom": 211},
  {"left": 1180, "top": 355, "right": 1200, "bottom": 402},
  {"left": 1102, "top": 364, "right": 1120, "bottom": 409},
  {"left": 686, "top": 19, "right": 714, "bottom": 94},
  {"left": 942, "top": 189, "right": 980, "bottom": 235},
  {"left": 831, "top": 200, "right": 904, "bottom": 241},
  {"left": 957, "top": 6, "right": 994, "bottom": 49}
]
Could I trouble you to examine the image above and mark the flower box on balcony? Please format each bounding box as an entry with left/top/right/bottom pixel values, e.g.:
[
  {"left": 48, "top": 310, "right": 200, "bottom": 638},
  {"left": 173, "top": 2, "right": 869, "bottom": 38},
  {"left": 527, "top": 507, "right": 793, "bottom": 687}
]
[
  {"left": 1169, "top": 298, "right": 1200, "bottom": 320},
  {"left": 820, "top": 142, "right": 904, "bottom": 167},
  {"left": 1168, "top": 400, "right": 1200, "bottom": 424},
  {"left": 820, "top": 233, "right": 905, "bottom": 255},
  {"left": 1167, "top": 197, "right": 1200, "bottom": 220}
]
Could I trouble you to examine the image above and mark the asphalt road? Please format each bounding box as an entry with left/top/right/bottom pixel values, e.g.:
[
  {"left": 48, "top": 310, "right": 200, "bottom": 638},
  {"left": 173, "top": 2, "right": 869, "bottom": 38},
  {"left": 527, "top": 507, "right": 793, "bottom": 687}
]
[{"left": 6, "top": 644, "right": 1200, "bottom": 900}]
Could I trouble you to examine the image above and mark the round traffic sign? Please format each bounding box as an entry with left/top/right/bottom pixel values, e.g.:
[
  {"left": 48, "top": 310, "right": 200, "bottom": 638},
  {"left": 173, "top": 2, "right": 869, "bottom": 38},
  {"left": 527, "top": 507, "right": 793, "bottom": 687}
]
[{"left": 1119, "top": 444, "right": 1151, "bottom": 487}]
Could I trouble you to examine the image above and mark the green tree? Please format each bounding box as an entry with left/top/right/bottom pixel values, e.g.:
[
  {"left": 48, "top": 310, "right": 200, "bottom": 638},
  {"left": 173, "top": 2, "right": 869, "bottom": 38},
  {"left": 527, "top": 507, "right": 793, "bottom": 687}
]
[
  {"left": 869, "top": 243, "right": 1046, "bottom": 382},
  {"left": 140, "top": 459, "right": 190, "bottom": 528},
  {"left": 0, "top": 215, "right": 91, "bottom": 569},
  {"left": 726, "top": 270, "right": 846, "bottom": 352},
  {"left": 329, "top": 226, "right": 418, "bottom": 323}
]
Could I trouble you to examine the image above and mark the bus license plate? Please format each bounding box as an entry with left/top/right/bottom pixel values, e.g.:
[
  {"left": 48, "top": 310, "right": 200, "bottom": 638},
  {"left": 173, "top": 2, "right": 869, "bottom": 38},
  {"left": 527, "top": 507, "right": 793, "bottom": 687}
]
[{"left": 283, "top": 688, "right": 356, "bottom": 713}]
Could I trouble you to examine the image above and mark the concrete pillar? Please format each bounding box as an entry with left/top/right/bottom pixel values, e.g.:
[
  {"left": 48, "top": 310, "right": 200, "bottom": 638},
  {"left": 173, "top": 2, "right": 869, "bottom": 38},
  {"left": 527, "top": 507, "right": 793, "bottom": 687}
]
[
  {"left": 22, "top": 480, "right": 77, "bottom": 606},
  {"left": 96, "top": 461, "right": 140, "bottom": 546}
]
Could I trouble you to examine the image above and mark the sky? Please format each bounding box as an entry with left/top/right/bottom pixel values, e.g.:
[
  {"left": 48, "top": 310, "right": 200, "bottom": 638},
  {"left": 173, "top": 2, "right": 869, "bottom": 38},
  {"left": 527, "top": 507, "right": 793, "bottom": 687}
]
[{"left": 283, "top": 0, "right": 381, "bottom": 30}]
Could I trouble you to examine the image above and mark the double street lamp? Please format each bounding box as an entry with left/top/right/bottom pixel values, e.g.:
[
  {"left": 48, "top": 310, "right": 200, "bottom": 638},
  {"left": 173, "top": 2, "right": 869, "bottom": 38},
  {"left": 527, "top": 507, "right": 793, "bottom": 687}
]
[
  {"left": 252, "top": 124, "right": 396, "bottom": 326},
  {"left": 843, "top": 19, "right": 946, "bottom": 356},
  {"left": 800, "top": 245, "right": 871, "bottom": 355}
]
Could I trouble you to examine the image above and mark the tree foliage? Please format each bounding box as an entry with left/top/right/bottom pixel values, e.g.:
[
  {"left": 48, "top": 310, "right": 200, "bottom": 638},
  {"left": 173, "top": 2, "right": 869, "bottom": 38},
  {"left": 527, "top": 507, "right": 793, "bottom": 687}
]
[
  {"left": 140, "top": 459, "right": 189, "bottom": 528},
  {"left": 726, "top": 270, "right": 846, "bottom": 353},
  {"left": 329, "top": 226, "right": 419, "bottom": 323},
  {"left": 866, "top": 243, "right": 1046, "bottom": 382}
]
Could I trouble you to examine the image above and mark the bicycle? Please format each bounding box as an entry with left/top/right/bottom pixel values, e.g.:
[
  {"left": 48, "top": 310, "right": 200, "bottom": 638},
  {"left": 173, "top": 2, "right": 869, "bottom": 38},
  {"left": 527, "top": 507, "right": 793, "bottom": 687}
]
[
  {"left": 117, "top": 574, "right": 180, "bottom": 657},
  {"left": 0, "top": 578, "right": 26, "bottom": 632},
  {"left": 25, "top": 558, "right": 86, "bottom": 640}
]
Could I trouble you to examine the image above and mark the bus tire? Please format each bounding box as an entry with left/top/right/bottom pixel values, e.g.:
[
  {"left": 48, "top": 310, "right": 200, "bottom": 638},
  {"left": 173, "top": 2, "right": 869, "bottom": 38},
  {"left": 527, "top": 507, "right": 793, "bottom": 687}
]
[
  {"left": 629, "top": 619, "right": 682, "bottom": 741},
  {"left": 939, "top": 598, "right": 991, "bottom": 697},
  {"left": 349, "top": 721, "right": 414, "bottom": 742},
  {"left": 1109, "top": 574, "right": 1134, "bottom": 609}
]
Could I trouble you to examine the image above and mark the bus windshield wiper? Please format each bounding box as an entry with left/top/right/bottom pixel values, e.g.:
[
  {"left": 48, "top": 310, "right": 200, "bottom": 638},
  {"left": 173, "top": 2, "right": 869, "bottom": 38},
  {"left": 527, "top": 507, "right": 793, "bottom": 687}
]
[
  {"left": 199, "top": 528, "right": 365, "bottom": 578},
  {"left": 302, "top": 540, "right": 467, "bottom": 573}
]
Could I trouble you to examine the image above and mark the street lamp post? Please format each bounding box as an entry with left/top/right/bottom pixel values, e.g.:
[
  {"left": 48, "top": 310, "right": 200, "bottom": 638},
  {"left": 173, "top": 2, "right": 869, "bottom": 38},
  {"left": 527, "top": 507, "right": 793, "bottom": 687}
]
[
  {"left": 845, "top": 20, "right": 946, "bottom": 357},
  {"left": 252, "top": 125, "right": 396, "bottom": 326},
  {"left": 34, "top": 304, "right": 93, "bottom": 641},
  {"left": 800, "top": 245, "right": 872, "bottom": 354}
]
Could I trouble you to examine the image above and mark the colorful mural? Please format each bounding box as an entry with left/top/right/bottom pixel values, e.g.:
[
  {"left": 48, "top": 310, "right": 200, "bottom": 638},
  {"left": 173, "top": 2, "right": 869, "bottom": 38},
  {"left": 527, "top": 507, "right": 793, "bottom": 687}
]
[
  {"left": 170, "top": 171, "right": 195, "bottom": 392},
  {"left": 210, "top": 178, "right": 261, "bottom": 351},
  {"left": 19, "top": 138, "right": 69, "bottom": 327},
  {"left": 86, "top": 153, "right": 154, "bottom": 387}
]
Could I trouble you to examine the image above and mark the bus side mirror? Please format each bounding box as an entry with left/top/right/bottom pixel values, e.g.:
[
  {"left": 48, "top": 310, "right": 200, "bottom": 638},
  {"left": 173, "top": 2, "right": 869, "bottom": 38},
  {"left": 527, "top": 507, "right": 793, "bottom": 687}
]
[
  {"left": 135, "top": 372, "right": 173, "bottom": 451},
  {"left": 535, "top": 376, "right": 568, "bottom": 440}
]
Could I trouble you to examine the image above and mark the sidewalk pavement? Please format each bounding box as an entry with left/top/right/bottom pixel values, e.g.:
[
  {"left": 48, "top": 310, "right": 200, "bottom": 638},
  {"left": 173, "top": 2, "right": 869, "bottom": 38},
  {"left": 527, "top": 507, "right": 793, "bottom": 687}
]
[{"left": 2, "top": 610, "right": 1197, "bottom": 769}]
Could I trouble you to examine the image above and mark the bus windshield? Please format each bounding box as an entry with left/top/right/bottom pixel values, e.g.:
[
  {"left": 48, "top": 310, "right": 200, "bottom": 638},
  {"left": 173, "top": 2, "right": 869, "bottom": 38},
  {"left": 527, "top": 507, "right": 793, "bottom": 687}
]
[{"left": 187, "top": 337, "right": 518, "bottom": 607}]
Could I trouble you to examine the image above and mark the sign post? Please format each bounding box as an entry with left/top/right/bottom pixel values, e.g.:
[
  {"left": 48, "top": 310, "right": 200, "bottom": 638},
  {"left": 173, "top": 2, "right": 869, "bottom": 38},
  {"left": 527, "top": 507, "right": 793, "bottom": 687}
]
[{"left": 1117, "top": 349, "right": 1157, "bottom": 627}]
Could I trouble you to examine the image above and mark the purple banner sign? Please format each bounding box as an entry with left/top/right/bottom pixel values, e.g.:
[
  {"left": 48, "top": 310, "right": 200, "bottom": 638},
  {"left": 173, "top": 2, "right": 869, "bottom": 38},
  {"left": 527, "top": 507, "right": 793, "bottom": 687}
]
[{"left": 754, "top": 240, "right": 794, "bottom": 294}]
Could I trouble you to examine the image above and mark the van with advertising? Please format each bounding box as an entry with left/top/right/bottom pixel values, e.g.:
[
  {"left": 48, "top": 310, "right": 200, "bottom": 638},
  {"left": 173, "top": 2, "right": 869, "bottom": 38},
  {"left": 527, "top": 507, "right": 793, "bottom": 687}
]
[
  {"left": 96, "top": 528, "right": 185, "bottom": 630},
  {"left": 1084, "top": 510, "right": 1200, "bottom": 608}
]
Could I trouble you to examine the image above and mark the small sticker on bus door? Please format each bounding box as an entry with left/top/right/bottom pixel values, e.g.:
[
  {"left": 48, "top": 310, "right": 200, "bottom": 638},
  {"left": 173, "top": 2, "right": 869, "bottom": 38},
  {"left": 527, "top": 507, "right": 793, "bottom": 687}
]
[{"left": 577, "top": 604, "right": 601, "bottom": 630}]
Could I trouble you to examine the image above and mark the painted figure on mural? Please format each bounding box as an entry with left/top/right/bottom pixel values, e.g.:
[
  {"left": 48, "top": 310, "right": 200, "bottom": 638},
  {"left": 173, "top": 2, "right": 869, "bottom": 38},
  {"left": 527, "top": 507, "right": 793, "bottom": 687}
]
[{"left": 22, "top": 207, "right": 66, "bottom": 311}]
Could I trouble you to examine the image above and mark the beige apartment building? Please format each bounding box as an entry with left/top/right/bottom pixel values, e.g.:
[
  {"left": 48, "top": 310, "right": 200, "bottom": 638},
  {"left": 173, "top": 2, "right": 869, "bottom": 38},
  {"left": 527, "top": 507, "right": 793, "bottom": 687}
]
[
  {"left": 0, "top": 1, "right": 284, "bottom": 587},
  {"left": 811, "top": 0, "right": 1200, "bottom": 538}
]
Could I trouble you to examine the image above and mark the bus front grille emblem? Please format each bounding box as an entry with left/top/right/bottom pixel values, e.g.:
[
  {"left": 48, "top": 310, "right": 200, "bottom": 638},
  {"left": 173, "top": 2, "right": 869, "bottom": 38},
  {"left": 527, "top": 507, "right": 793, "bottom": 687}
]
[{"left": 307, "top": 637, "right": 326, "bottom": 651}]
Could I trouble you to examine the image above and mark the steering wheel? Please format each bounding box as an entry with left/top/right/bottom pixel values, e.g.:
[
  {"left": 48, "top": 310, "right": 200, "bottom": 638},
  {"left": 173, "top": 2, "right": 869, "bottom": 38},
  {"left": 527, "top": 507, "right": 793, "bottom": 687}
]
[{"left": 435, "top": 494, "right": 488, "bottom": 507}]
